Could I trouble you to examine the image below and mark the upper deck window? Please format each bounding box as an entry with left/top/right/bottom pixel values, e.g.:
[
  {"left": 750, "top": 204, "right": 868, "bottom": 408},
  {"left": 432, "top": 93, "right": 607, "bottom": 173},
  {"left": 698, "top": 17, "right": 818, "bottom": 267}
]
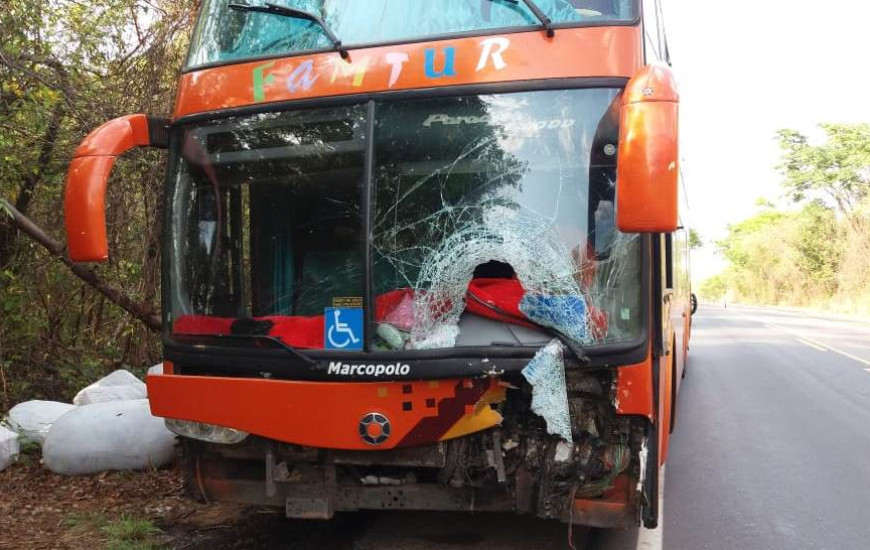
[{"left": 187, "top": 0, "right": 639, "bottom": 69}]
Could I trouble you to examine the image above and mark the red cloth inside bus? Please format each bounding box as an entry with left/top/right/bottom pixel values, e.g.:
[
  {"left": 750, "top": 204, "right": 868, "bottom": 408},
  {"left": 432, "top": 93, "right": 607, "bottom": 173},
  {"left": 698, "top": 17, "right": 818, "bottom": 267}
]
[{"left": 173, "top": 280, "right": 607, "bottom": 348}]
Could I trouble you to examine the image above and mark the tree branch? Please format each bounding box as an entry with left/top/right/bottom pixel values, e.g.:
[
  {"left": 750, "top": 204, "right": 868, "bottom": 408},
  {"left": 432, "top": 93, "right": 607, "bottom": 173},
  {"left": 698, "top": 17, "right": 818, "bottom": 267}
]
[
  {"left": 0, "top": 198, "right": 162, "bottom": 332},
  {"left": 0, "top": 102, "right": 66, "bottom": 267}
]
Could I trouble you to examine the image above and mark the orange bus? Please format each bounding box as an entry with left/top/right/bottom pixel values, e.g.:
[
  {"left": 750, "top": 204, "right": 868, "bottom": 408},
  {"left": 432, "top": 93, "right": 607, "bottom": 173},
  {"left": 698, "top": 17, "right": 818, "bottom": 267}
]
[{"left": 63, "top": 0, "right": 690, "bottom": 529}]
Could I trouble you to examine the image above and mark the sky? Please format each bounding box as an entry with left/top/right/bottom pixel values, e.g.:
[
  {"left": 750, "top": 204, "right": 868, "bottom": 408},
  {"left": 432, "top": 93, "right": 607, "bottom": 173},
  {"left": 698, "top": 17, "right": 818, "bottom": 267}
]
[{"left": 661, "top": 0, "right": 870, "bottom": 283}]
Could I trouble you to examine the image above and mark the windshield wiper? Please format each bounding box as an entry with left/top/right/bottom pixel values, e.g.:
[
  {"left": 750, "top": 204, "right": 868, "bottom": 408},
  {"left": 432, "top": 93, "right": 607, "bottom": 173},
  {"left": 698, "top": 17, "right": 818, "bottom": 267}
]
[
  {"left": 192, "top": 332, "right": 318, "bottom": 367},
  {"left": 485, "top": 0, "right": 555, "bottom": 37},
  {"left": 228, "top": 2, "right": 350, "bottom": 61}
]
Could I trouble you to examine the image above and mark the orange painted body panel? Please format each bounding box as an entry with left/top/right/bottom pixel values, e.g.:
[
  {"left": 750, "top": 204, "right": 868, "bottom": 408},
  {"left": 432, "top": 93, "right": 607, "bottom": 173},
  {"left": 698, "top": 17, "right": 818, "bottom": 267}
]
[
  {"left": 571, "top": 474, "right": 635, "bottom": 528},
  {"left": 64, "top": 114, "right": 152, "bottom": 262},
  {"left": 616, "top": 64, "right": 679, "bottom": 233},
  {"left": 147, "top": 374, "right": 506, "bottom": 450},
  {"left": 615, "top": 342, "right": 673, "bottom": 466},
  {"left": 614, "top": 345, "right": 654, "bottom": 419},
  {"left": 621, "top": 63, "right": 679, "bottom": 104},
  {"left": 173, "top": 26, "right": 642, "bottom": 119}
]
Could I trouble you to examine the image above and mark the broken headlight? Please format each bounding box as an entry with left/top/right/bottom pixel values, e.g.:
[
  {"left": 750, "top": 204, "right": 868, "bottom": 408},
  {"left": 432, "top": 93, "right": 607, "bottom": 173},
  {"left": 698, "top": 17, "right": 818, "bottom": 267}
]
[{"left": 165, "top": 418, "right": 249, "bottom": 444}]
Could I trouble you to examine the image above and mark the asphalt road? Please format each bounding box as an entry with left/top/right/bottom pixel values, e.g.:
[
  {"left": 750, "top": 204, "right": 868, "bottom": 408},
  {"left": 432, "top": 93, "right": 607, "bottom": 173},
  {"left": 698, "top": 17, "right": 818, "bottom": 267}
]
[
  {"left": 212, "top": 304, "right": 870, "bottom": 550},
  {"left": 598, "top": 303, "right": 870, "bottom": 550}
]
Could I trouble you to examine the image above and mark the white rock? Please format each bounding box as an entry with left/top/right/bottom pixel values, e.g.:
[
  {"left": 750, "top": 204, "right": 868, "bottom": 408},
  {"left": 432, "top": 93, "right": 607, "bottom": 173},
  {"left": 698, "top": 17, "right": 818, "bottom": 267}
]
[
  {"left": 7, "top": 400, "right": 75, "bottom": 445},
  {"left": 0, "top": 425, "right": 19, "bottom": 472},
  {"left": 73, "top": 369, "right": 147, "bottom": 406},
  {"left": 43, "top": 399, "right": 176, "bottom": 475}
]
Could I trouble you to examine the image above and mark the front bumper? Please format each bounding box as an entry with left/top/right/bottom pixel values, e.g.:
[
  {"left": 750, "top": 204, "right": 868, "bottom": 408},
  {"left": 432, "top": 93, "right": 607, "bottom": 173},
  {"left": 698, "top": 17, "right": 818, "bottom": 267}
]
[{"left": 148, "top": 373, "right": 507, "bottom": 450}]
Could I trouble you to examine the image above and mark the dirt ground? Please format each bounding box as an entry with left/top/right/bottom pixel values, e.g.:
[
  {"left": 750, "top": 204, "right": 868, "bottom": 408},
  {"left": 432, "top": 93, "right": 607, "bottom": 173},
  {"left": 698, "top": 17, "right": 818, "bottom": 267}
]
[
  {"left": 0, "top": 456, "right": 586, "bottom": 550},
  {"left": 0, "top": 457, "right": 250, "bottom": 550}
]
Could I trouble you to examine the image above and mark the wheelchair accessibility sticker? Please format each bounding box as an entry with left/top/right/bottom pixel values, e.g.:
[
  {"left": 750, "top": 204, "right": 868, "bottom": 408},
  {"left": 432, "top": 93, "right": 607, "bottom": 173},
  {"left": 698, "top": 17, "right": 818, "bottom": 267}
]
[{"left": 325, "top": 307, "right": 364, "bottom": 350}]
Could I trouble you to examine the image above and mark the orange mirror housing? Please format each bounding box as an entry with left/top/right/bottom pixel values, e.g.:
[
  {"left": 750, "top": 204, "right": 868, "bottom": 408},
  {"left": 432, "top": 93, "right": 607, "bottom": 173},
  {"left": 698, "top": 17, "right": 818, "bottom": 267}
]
[
  {"left": 65, "top": 114, "right": 168, "bottom": 262},
  {"left": 616, "top": 64, "right": 679, "bottom": 233}
]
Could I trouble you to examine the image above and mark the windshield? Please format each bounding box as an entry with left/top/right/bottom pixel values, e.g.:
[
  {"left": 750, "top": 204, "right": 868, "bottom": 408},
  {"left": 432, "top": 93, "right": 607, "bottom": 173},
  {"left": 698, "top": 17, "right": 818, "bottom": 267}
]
[
  {"left": 167, "top": 88, "right": 642, "bottom": 352},
  {"left": 187, "top": 0, "right": 639, "bottom": 68}
]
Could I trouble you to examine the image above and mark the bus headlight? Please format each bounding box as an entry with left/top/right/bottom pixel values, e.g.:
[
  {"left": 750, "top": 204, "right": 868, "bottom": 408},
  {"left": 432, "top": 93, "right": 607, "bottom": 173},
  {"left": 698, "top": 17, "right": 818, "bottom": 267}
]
[{"left": 165, "top": 418, "right": 249, "bottom": 445}]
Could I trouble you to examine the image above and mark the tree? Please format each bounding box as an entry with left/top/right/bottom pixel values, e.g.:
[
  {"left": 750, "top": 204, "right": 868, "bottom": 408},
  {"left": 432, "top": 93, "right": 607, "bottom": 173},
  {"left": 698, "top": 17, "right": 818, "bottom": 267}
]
[
  {"left": 699, "top": 274, "right": 726, "bottom": 301},
  {"left": 688, "top": 228, "right": 703, "bottom": 250},
  {"left": 793, "top": 201, "right": 843, "bottom": 293},
  {"left": 777, "top": 124, "right": 870, "bottom": 219},
  {"left": 709, "top": 124, "right": 870, "bottom": 312},
  {"left": 0, "top": 0, "right": 198, "bottom": 408}
]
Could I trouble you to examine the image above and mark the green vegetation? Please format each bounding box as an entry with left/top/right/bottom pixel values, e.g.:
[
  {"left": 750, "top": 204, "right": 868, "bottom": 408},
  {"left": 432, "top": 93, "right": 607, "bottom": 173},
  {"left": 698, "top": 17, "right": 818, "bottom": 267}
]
[
  {"left": 688, "top": 228, "right": 704, "bottom": 250},
  {"left": 0, "top": 1, "right": 196, "bottom": 411},
  {"left": 65, "top": 513, "right": 163, "bottom": 550},
  {"left": 102, "top": 516, "right": 163, "bottom": 550},
  {"left": 701, "top": 124, "right": 870, "bottom": 314}
]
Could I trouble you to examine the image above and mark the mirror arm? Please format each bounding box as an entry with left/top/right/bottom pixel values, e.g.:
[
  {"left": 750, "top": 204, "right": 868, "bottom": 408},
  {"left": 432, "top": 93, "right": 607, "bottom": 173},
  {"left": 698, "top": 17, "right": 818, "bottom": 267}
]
[{"left": 65, "top": 114, "right": 170, "bottom": 262}]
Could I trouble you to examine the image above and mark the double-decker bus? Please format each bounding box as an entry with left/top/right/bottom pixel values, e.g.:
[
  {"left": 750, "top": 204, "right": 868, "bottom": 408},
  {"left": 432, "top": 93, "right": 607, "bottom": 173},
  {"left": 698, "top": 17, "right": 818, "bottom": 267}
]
[{"left": 64, "top": 0, "right": 690, "bottom": 529}]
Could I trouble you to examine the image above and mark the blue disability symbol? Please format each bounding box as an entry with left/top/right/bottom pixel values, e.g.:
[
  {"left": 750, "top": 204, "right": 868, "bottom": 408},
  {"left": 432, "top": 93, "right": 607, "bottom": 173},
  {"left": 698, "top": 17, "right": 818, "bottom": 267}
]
[{"left": 325, "top": 308, "right": 363, "bottom": 350}]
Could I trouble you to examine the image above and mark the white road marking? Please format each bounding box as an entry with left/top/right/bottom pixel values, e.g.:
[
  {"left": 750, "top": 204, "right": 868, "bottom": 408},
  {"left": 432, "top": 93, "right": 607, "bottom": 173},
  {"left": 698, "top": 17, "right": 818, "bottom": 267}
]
[
  {"left": 636, "top": 466, "right": 665, "bottom": 550},
  {"left": 802, "top": 336, "right": 870, "bottom": 367},
  {"left": 798, "top": 338, "right": 828, "bottom": 352},
  {"left": 767, "top": 323, "right": 870, "bottom": 368}
]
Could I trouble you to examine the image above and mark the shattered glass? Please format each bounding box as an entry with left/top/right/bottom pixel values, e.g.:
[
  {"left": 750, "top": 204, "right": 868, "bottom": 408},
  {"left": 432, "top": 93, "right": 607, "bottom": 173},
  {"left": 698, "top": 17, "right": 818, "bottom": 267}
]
[
  {"left": 522, "top": 340, "right": 572, "bottom": 442},
  {"left": 403, "top": 208, "right": 591, "bottom": 349},
  {"left": 373, "top": 89, "right": 642, "bottom": 349}
]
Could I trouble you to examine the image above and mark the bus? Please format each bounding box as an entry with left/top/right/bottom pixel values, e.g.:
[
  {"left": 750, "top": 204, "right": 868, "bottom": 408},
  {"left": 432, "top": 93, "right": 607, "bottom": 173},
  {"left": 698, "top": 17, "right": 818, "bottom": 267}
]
[{"left": 63, "top": 0, "right": 690, "bottom": 529}]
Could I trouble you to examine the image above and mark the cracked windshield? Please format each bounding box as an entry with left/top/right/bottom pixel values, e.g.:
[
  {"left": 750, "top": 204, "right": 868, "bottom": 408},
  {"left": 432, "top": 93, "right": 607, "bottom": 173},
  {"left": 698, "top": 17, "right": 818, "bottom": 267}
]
[{"left": 168, "top": 88, "right": 641, "bottom": 351}]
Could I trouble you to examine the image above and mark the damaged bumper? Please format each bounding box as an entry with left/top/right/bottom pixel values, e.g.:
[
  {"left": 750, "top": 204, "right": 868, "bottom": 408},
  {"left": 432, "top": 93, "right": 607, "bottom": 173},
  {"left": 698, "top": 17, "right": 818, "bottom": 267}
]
[
  {"left": 148, "top": 373, "right": 507, "bottom": 450},
  {"left": 151, "top": 356, "right": 648, "bottom": 529}
]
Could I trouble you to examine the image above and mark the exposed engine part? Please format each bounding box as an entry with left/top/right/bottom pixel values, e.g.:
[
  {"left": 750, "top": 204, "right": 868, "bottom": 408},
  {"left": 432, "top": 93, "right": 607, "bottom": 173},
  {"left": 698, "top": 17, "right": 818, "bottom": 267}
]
[
  {"left": 420, "top": 368, "right": 637, "bottom": 519},
  {"left": 492, "top": 430, "right": 507, "bottom": 483}
]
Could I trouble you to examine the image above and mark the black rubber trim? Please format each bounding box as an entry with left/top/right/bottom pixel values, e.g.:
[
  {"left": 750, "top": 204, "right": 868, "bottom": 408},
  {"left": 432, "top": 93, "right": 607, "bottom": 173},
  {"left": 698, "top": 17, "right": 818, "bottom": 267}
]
[
  {"left": 182, "top": 15, "right": 642, "bottom": 74},
  {"left": 669, "top": 344, "right": 677, "bottom": 434},
  {"left": 652, "top": 235, "right": 664, "bottom": 358},
  {"left": 643, "top": 233, "right": 665, "bottom": 529},
  {"left": 146, "top": 116, "right": 170, "bottom": 149},
  {"left": 170, "top": 77, "right": 630, "bottom": 126},
  {"left": 362, "top": 100, "right": 376, "bottom": 352},
  {"left": 168, "top": 347, "right": 535, "bottom": 381},
  {"left": 164, "top": 334, "right": 648, "bottom": 382},
  {"left": 160, "top": 132, "right": 181, "bottom": 336},
  {"left": 642, "top": 414, "right": 659, "bottom": 529}
]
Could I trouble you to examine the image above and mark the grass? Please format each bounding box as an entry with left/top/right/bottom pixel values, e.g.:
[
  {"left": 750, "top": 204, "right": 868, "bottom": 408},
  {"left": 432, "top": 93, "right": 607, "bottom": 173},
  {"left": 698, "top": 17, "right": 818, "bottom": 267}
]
[
  {"left": 64, "top": 512, "right": 164, "bottom": 550},
  {"left": 102, "top": 516, "right": 163, "bottom": 550}
]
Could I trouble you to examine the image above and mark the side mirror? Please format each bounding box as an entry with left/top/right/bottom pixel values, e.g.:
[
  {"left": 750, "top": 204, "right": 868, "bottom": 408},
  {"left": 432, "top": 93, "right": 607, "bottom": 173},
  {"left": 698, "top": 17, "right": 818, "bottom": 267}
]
[
  {"left": 65, "top": 114, "right": 169, "bottom": 262},
  {"left": 616, "top": 64, "right": 679, "bottom": 233}
]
